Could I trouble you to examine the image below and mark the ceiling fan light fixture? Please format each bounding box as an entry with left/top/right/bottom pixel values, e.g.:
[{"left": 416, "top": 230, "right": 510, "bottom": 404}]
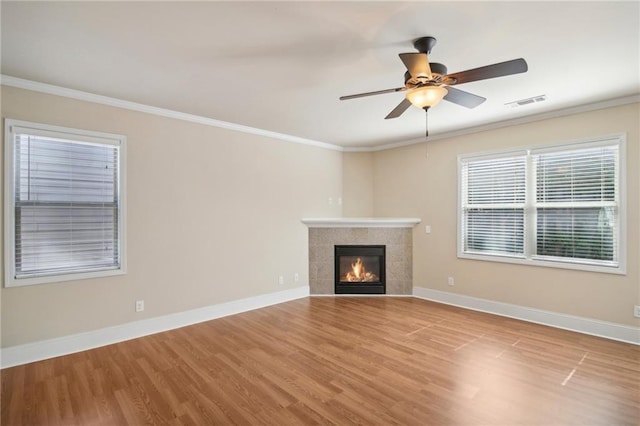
[{"left": 405, "top": 85, "right": 448, "bottom": 108}]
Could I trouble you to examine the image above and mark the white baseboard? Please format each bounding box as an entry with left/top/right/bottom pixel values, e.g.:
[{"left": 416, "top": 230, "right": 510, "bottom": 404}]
[
  {"left": 413, "top": 286, "right": 640, "bottom": 345},
  {"left": 3, "top": 285, "right": 637, "bottom": 368},
  {"left": 0, "top": 286, "right": 309, "bottom": 369}
]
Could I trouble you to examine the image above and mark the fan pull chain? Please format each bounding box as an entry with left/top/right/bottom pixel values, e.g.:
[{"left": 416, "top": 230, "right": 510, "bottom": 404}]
[{"left": 424, "top": 106, "right": 430, "bottom": 139}]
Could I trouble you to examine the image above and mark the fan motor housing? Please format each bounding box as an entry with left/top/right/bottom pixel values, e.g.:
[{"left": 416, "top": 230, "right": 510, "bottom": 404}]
[{"left": 404, "top": 62, "right": 448, "bottom": 87}]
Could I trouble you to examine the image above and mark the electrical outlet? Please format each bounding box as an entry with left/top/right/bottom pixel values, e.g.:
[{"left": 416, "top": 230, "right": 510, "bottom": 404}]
[
  {"left": 278, "top": 275, "right": 284, "bottom": 285},
  {"left": 135, "top": 300, "right": 144, "bottom": 312},
  {"left": 294, "top": 273, "right": 299, "bottom": 282},
  {"left": 447, "top": 276, "right": 455, "bottom": 286},
  {"left": 634, "top": 305, "right": 640, "bottom": 318}
]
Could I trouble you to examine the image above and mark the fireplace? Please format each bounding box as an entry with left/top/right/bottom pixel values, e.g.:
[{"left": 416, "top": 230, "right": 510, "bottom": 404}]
[{"left": 335, "top": 245, "right": 385, "bottom": 294}]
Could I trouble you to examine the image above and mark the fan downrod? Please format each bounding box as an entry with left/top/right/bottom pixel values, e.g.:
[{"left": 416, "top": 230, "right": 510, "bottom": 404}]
[{"left": 413, "top": 36, "right": 437, "bottom": 54}]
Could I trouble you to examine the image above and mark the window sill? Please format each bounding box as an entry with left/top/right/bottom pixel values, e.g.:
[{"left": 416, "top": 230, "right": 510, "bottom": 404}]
[
  {"left": 457, "top": 252, "right": 626, "bottom": 275},
  {"left": 5, "top": 267, "right": 126, "bottom": 288}
]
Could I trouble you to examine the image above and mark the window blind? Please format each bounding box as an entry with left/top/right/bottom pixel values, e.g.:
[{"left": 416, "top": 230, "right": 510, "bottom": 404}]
[
  {"left": 13, "top": 133, "right": 121, "bottom": 278},
  {"left": 533, "top": 145, "right": 618, "bottom": 265},
  {"left": 461, "top": 155, "right": 526, "bottom": 256},
  {"left": 458, "top": 137, "right": 623, "bottom": 273}
]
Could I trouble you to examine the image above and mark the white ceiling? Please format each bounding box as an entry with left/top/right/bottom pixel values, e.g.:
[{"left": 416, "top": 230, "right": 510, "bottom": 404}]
[{"left": 2, "top": 1, "right": 639, "bottom": 149}]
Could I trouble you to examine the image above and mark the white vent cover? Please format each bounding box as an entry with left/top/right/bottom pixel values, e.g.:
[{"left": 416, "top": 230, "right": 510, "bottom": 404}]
[{"left": 505, "top": 94, "right": 547, "bottom": 108}]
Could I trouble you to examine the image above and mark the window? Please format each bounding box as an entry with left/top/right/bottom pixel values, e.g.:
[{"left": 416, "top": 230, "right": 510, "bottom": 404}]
[
  {"left": 462, "top": 153, "right": 527, "bottom": 257},
  {"left": 458, "top": 135, "right": 625, "bottom": 274},
  {"left": 4, "top": 119, "right": 126, "bottom": 287}
]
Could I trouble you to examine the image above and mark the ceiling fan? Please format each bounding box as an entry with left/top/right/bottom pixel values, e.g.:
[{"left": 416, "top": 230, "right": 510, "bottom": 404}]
[{"left": 339, "top": 36, "right": 528, "bottom": 137}]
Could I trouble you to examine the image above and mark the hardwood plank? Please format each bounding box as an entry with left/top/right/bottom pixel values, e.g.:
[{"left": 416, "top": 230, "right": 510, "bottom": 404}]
[{"left": 2, "top": 297, "right": 639, "bottom": 425}]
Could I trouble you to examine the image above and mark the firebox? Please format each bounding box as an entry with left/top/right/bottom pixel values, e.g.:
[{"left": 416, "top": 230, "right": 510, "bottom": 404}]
[{"left": 334, "top": 245, "right": 385, "bottom": 294}]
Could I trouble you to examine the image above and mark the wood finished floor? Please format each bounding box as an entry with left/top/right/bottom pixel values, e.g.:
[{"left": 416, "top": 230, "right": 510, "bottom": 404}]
[{"left": 2, "top": 297, "right": 639, "bottom": 425}]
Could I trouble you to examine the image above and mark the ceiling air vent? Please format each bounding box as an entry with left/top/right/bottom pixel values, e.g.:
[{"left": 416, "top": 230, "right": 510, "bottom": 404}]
[{"left": 505, "top": 94, "right": 546, "bottom": 108}]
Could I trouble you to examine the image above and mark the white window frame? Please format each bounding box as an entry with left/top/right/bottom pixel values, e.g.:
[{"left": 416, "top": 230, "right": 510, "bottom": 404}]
[
  {"left": 457, "top": 134, "right": 626, "bottom": 275},
  {"left": 4, "top": 119, "right": 127, "bottom": 287}
]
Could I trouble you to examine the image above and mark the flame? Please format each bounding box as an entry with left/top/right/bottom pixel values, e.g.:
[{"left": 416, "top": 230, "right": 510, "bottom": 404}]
[
  {"left": 349, "top": 257, "right": 365, "bottom": 280},
  {"left": 343, "top": 257, "right": 378, "bottom": 282}
]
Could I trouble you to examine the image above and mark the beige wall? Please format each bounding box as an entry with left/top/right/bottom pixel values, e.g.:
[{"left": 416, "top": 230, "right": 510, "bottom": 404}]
[
  {"left": 372, "top": 103, "right": 640, "bottom": 326},
  {"left": 1, "top": 86, "right": 343, "bottom": 347},
  {"left": 342, "top": 151, "right": 374, "bottom": 217},
  {"left": 2, "top": 84, "right": 638, "bottom": 350}
]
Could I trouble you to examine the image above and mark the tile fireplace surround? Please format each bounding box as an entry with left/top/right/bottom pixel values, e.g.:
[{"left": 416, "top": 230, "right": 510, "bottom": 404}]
[{"left": 302, "top": 218, "right": 421, "bottom": 295}]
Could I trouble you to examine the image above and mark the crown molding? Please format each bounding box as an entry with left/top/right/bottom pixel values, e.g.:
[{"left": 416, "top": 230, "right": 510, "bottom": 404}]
[
  {"left": 3, "top": 75, "right": 637, "bottom": 154},
  {"left": 0, "top": 75, "right": 344, "bottom": 152},
  {"left": 348, "top": 94, "right": 640, "bottom": 152}
]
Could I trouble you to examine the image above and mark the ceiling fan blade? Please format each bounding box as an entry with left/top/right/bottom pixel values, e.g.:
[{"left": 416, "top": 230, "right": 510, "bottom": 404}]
[
  {"left": 385, "top": 98, "right": 412, "bottom": 120},
  {"left": 445, "top": 58, "right": 528, "bottom": 86},
  {"left": 443, "top": 86, "right": 486, "bottom": 108},
  {"left": 399, "top": 53, "right": 432, "bottom": 78},
  {"left": 340, "top": 87, "right": 406, "bottom": 101}
]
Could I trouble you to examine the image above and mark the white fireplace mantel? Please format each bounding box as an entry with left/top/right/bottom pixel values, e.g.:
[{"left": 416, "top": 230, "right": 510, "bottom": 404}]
[{"left": 301, "top": 217, "right": 421, "bottom": 228}]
